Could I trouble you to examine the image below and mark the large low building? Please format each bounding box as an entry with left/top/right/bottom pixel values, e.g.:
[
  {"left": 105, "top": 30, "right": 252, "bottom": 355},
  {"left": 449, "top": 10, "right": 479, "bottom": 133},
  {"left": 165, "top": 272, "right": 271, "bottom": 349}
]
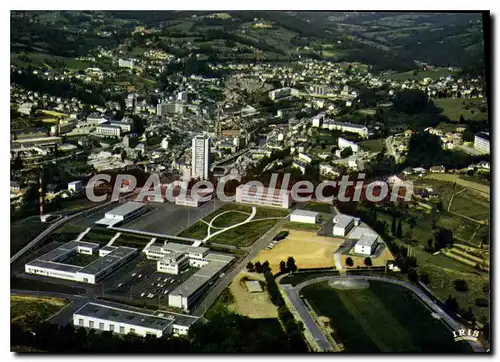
[
  {"left": 322, "top": 119, "right": 369, "bottom": 138},
  {"left": 290, "top": 209, "right": 319, "bottom": 224},
  {"left": 235, "top": 185, "right": 292, "bottom": 209},
  {"left": 73, "top": 302, "right": 197, "bottom": 338},
  {"left": 25, "top": 242, "right": 137, "bottom": 284},
  {"left": 143, "top": 242, "right": 234, "bottom": 312},
  {"left": 96, "top": 201, "right": 147, "bottom": 227}
]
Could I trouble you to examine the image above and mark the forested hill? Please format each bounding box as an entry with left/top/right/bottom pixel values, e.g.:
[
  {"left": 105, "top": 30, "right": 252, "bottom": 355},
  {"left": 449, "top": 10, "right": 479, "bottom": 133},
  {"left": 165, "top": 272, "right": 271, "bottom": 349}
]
[{"left": 11, "top": 11, "right": 486, "bottom": 73}]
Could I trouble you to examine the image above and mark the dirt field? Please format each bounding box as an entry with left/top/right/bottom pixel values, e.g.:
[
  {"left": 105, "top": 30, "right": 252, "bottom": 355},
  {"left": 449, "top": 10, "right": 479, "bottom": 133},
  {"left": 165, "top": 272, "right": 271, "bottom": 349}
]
[
  {"left": 252, "top": 230, "right": 344, "bottom": 271},
  {"left": 423, "top": 174, "right": 490, "bottom": 200},
  {"left": 227, "top": 272, "right": 278, "bottom": 318}
]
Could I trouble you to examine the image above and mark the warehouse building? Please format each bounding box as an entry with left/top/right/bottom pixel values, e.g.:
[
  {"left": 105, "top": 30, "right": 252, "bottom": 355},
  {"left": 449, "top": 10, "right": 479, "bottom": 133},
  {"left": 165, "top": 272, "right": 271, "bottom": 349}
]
[
  {"left": 25, "top": 242, "right": 138, "bottom": 284},
  {"left": 73, "top": 302, "right": 197, "bottom": 338},
  {"left": 168, "top": 253, "right": 234, "bottom": 312},
  {"left": 96, "top": 201, "right": 147, "bottom": 227},
  {"left": 235, "top": 184, "right": 292, "bottom": 209},
  {"left": 290, "top": 209, "right": 320, "bottom": 224}
]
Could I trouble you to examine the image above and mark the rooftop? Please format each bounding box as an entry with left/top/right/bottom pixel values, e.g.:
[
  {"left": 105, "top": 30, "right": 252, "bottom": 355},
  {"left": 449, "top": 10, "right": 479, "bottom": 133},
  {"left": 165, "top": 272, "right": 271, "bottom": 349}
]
[
  {"left": 333, "top": 214, "right": 355, "bottom": 228},
  {"left": 291, "top": 209, "right": 320, "bottom": 218},
  {"left": 356, "top": 234, "right": 378, "bottom": 247},
  {"left": 105, "top": 201, "right": 145, "bottom": 217},
  {"left": 74, "top": 302, "right": 173, "bottom": 331}
]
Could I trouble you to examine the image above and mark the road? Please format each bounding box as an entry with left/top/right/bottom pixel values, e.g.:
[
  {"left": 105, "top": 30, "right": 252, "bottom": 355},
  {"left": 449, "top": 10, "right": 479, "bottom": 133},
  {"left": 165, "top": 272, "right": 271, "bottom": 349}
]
[
  {"left": 10, "top": 199, "right": 116, "bottom": 264},
  {"left": 281, "top": 284, "right": 333, "bottom": 352},
  {"left": 280, "top": 275, "right": 485, "bottom": 353}
]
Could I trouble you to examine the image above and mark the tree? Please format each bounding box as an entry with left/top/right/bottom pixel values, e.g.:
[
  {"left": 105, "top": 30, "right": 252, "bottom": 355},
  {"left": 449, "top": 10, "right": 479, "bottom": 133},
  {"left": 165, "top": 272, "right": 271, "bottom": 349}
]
[
  {"left": 454, "top": 279, "right": 468, "bottom": 292},
  {"left": 444, "top": 295, "right": 459, "bottom": 313},
  {"left": 459, "top": 114, "right": 465, "bottom": 123},
  {"left": 364, "top": 257, "right": 372, "bottom": 267},
  {"left": 462, "top": 307, "right": 476, "bottom": 323},
  {"left": 396, "top": 219, "right": 403, "bottom": 238},
  {"left": 120, "top": 149, "right": 128, "bottom": 162},
  {"left": 391, "top": 216, "right": 397, "bottom": 235},
  {"left": 345, "top": 257, "right": 354, "bottom": 267},
  {"left": 340, "top": 147, "right": 353, "bottom": 158},
  {"left": 286, "top": 257, "right": 297, "bottom": 273},
  {"left": 408, "top": 268, "right": 418, "bottom": 282},
  {"left": 254, "top": 261, "right": 263, "bottom": 274},
  {"left": 475, "top": 298, "right": 489, "bottom": 308},
  {"left": 279, "top": 260, "right": 288, "bottom": 274},
  {"left": 420, "top": 272, "right": 430, "bottom": 285},
  {"left": 246, "top": 262, "right": 254, "bottom": 272},
  {"left": 262, "top": 261, "right": 270, "bottom": 272}
]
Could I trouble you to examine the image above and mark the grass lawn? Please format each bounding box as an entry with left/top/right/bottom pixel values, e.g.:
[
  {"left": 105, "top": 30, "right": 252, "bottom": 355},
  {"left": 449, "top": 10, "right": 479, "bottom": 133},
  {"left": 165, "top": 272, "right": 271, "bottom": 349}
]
[
  {"left": 11, "top": 277, "right": 86, "bottom": 295},
  {"left": 381, "top": 67, "right": 454, "bottom": 82},
  {"left": 178, "top": 204, "right": 288, "bottom": 246},
  {"left": 302, "top": 281, "right": 472, "bottom": 352},
  {"left": 358, "top": 138, "right": 385, "bottom": 152},
  {"left": 11, "top": 295, "right": 69, "bottom": 327},
  {"left": 303, "top": 201, "right": 332, "bottom": 214},
  {"left": 209, "top": 219, "right": 280, "bottom": 247},
  {"left": 282, "top": 221, "right": 320, "bottom": 232},
  {"left": 63, "top": 252, "right": 100, "bottom": 267},
  {"left": 432, "top": 98, "right": 489, "bottom": 122},
  {"left": 11, "top": 218, "right": 48, "bottom": 256}
]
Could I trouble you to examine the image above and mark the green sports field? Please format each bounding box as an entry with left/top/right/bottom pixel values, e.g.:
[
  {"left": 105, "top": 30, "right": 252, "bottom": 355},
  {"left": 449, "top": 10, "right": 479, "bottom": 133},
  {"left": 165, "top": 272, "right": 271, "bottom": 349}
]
[{"left": 302, "top": 280, "right": 472, "bottom": 353}]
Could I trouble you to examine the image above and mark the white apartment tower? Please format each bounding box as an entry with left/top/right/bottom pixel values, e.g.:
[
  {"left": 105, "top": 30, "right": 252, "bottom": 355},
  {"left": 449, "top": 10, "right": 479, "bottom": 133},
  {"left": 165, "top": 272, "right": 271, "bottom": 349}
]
[{"left": 191, "top": 135, "right": 210, "bottom": 180}]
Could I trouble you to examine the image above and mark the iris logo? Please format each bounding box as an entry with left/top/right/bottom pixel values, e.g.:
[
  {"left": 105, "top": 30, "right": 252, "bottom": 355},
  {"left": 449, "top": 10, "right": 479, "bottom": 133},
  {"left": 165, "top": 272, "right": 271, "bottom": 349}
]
[{"left": 452, "top": 328, "right": 480, "bottom": 342}]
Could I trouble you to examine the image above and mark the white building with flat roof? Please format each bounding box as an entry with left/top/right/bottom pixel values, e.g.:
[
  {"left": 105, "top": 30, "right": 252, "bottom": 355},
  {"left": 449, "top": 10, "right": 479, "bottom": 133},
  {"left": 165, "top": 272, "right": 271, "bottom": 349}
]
[
  {"left": 235, "top": 185, "right": 292, "bottom": 209},
  {"left": 73, "top": 302, "right": 196, "bottom": 338},
  {"left": 96, "top": 201, "right": 146, "bottom": 227},
  {"left": 68, "top": 180, "right": 83, "bottom": 193},
  {"left": 354, "top": 234, "right": 378, "bottom": 256},
  {"left": 332, "top": 214, "right": 357, "bottom": 237},
  {"left": 290, "top": 209, "right": 319, "bottom": 224},
  {"left": 25, "top": 242, "right": 137, "bottom": 284},
  {"left": 338, "top": 137, "right": 359, "bottom": 153},
  {"left": 191, "top": 135, "right": 210, "bottom": 180},
  {"left": 474, "top": 132, "right": 490, "bottom": 154}
]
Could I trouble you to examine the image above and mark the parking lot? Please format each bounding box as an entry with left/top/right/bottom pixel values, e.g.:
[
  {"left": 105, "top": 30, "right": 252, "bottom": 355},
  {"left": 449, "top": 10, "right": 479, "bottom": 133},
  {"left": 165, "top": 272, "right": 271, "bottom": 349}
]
[
  {"left": 104, "top": 256, "right": 200, "bottom": 308},
  {"left": 121, "top": 200, "right": 223, "bottom": 236}
]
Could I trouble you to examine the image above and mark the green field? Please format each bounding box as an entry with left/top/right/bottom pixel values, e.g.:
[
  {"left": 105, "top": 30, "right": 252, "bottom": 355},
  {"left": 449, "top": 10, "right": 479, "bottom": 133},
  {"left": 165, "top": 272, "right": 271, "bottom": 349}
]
[
  {"left": 11, "top": 217, "right": 48, "bottom": 256},
  {"left": 282, "top": 221, "right": 320, "bottom": 231},
  {"left": 302, "top": 281, "right": 472, "bottom": 353},
  {"left": 11, "top": 295, "right": 69, "bottom": 327},
  {"left": 449, "top": 193, "right": 490, "bottom": 222},
  {"left": 381, "top": 67, "right": 454, "bottom": 82},
  {"left": 433, "top": 98, "right": 489, "bottom": 122},
  {"left": 178, "top": 204, "right": 287, "bottom": 247},
  {"left": 303, "top": 201, "right": 332, "bottom": 214},
  {"left": 358, "top": 138, "right": 385, "bottom": 152}
]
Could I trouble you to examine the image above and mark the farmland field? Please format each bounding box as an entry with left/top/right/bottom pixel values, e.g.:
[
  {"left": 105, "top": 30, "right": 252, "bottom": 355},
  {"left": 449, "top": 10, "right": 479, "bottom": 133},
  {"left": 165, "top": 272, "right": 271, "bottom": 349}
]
[
  {"left": 432, "top": 98, "right": 489, "bottom": 122},
  {"left": 302, "top": 280, "right": 472, "bottom": 353}
]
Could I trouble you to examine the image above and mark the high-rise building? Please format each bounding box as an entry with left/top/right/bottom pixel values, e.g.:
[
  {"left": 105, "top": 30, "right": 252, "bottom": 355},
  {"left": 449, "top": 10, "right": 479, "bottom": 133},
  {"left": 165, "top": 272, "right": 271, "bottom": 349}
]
[
  {"left": 191, "top": 135, "right": 210, "bottom": 180},
  {"left": 474, "top": 132, "right": 490, "bottom": 154}
]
